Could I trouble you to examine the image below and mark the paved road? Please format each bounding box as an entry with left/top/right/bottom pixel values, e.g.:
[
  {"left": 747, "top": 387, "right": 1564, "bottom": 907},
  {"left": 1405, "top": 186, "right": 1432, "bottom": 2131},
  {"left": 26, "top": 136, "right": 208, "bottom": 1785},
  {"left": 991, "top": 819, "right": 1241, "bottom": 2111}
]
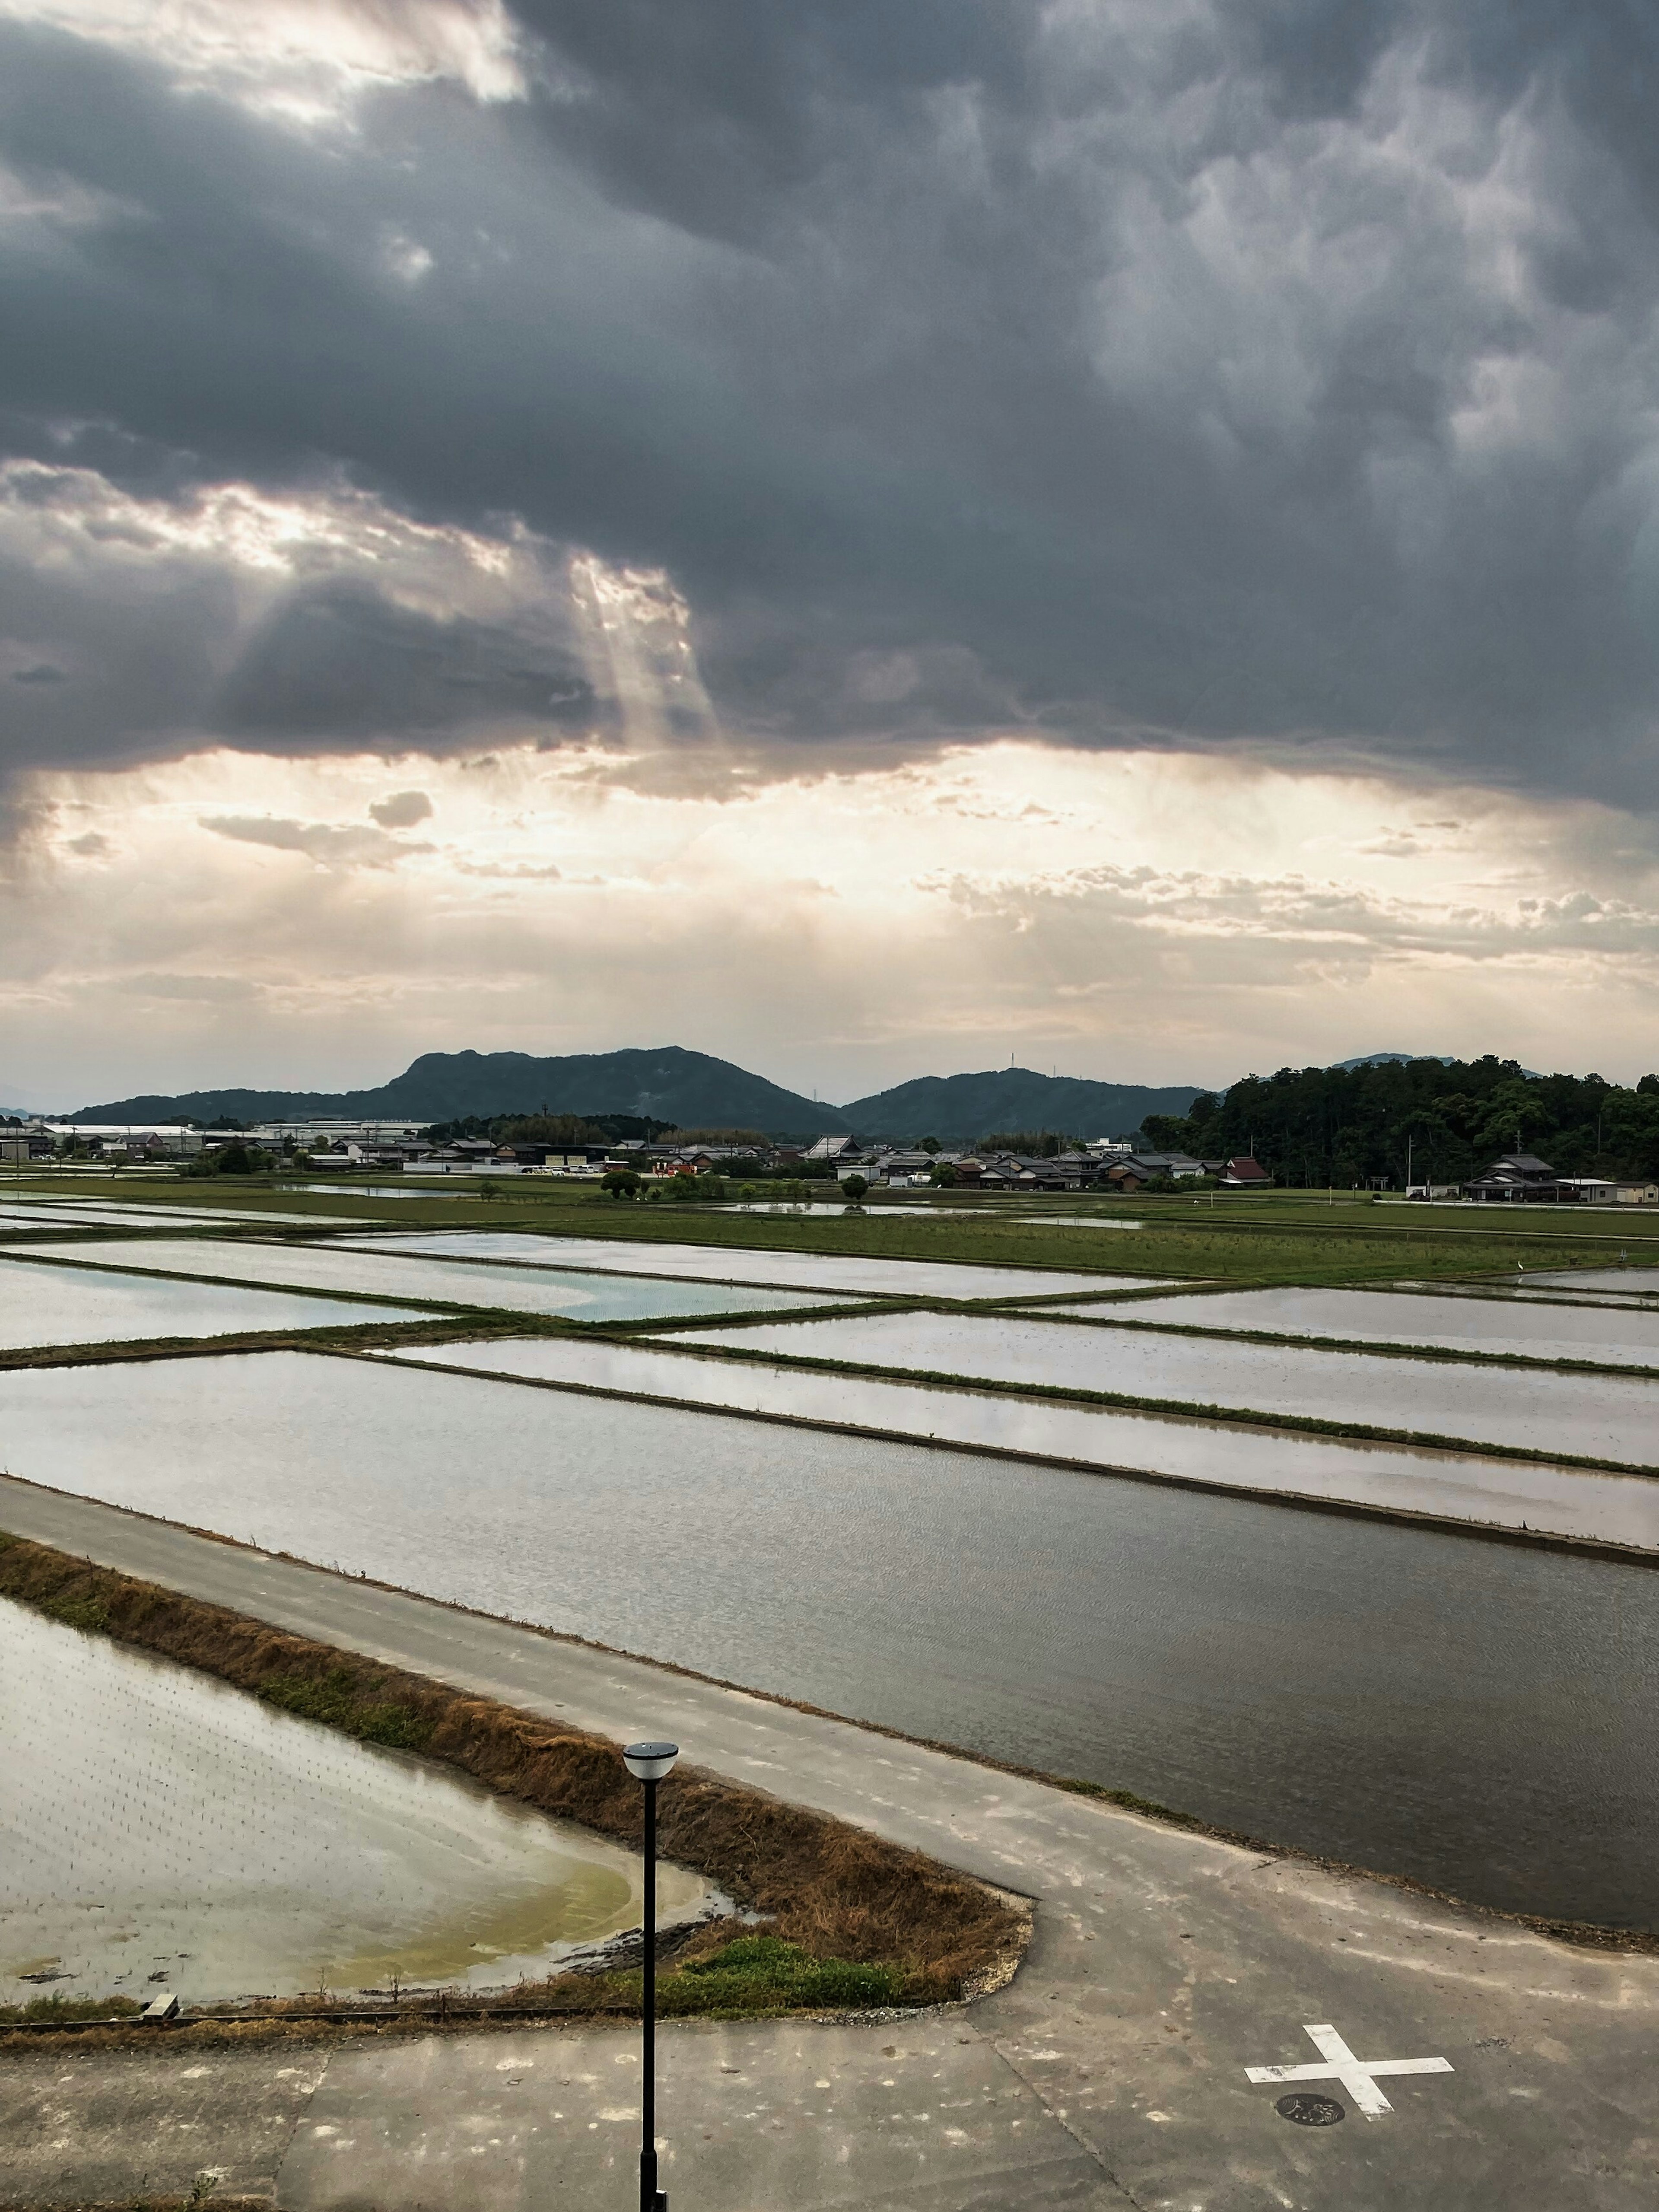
[{"left": 2, "top": 1473, "right": 1656, "bottom": 2210}]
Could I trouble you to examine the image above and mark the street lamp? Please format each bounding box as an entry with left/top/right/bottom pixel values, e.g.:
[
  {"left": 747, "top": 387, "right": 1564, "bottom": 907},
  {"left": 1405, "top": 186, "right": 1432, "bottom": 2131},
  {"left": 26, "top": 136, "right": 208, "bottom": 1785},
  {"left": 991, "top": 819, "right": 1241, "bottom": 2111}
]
[{"left": 624, "top": 1740, "right": 680, "bottom": 2212}]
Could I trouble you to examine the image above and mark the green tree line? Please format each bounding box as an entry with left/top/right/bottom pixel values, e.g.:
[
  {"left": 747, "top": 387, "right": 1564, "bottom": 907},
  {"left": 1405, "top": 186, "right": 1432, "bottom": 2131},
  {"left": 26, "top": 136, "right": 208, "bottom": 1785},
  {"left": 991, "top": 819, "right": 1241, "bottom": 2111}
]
[
  {"left": 425, "top": 1111, "right": 676, "bottom": 1146},
  {"left": 1140, "top": 1057, "right": 1659, "bottom": 1187}
]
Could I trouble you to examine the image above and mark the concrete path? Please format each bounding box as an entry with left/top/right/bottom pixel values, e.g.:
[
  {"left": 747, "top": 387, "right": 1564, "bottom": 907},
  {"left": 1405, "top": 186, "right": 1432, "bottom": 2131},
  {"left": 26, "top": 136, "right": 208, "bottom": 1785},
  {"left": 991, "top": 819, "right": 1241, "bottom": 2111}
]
[{"left": 2, "top": 1473, "right": 1656, "bottom": 2210}]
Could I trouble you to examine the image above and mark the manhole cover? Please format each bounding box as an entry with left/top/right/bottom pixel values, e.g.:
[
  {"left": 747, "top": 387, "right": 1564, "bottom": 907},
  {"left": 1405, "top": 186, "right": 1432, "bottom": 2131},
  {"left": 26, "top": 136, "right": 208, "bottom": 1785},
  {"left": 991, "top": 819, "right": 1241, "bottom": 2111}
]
[{"left": 1276, "top": 2092, "right": 1345, "bottom": 2126}]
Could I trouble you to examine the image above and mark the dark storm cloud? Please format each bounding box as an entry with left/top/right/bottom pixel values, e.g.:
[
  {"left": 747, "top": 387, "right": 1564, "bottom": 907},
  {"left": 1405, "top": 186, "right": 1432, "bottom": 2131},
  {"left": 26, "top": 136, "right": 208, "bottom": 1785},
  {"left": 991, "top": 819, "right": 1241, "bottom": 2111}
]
[
  {"left": 2, "top": 3, "right": 1659, "bottom": 798},
  {"left": 217, "top": 583, "right": 598, "bottom": 740}
]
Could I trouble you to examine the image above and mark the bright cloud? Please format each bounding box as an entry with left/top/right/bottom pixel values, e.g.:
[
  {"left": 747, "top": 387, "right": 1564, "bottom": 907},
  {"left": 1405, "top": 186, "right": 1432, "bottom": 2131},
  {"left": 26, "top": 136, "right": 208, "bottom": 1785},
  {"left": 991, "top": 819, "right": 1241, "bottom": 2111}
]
[
  {"left": 0, "top": 0, "right": 526, "bottom": 123},
  {"left": 6, "top": 740, "right": 1659, "bottom": 1106}
]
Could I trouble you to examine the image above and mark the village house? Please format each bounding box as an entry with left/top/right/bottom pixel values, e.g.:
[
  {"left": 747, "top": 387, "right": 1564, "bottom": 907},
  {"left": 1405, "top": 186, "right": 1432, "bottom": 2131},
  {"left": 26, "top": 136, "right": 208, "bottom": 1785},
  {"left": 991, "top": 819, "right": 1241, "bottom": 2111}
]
[
  {"left": 1105, "top": 1151, "right": 1205, "bottom": 1188},
  {"left": 1464, "top": 1153, "right": 1561, "bottom": 1202},
  {"left": 1219, "top": 1155, "right": 1272, "bottom": 1189}
]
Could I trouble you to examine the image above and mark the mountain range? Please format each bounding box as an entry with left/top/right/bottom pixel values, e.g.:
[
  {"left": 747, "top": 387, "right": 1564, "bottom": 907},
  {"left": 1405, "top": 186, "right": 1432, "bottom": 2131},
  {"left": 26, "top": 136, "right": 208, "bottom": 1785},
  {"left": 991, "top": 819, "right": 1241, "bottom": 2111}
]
[{"left": 61, "top": 1047, "right": 1209, "bottom": 1144}]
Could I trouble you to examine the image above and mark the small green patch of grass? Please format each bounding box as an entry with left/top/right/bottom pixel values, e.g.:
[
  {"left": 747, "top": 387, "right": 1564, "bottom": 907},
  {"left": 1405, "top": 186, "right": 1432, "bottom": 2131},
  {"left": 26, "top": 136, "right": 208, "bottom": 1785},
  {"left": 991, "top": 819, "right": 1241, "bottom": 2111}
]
[
  {"left": 1055, "top": 1777, "right": 1198, "bottom": 1825},
  {"left": 40, "top": 1591, "right": 109, "bottom": 1633},
  {"left": 258, "top": 1666, "right": 433, "bottom": 1750},
  {"left": 0, "top": 1991, "right": 143, "bottom": 2025},
  {"left": 644, "top": 1934, "right": 906, "bottom": 2017}
]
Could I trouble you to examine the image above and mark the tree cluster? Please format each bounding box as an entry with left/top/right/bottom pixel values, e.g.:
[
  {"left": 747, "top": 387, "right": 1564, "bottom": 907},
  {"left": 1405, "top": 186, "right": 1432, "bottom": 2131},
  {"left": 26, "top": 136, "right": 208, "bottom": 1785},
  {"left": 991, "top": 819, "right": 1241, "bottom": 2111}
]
[
  {"left": 974, "top": 1129, "right": 1079, "bottom": 1157},
  {"left": 1139, "top": 1057, "right": 1659, "bottom": 1187},
  {"left": 425, "top": 1110, "right": 676, "bottom": 1146},
  {"left": 670, "top": 1127, "right": 771, "bottom": 1147}
]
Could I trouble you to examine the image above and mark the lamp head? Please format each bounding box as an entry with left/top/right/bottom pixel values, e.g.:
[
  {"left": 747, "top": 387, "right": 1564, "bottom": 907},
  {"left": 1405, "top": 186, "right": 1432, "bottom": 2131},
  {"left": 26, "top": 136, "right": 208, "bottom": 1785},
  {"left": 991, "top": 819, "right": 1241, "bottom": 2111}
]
[{"left": 623, "top": 1740, "right": 680, "bottom": 1783}]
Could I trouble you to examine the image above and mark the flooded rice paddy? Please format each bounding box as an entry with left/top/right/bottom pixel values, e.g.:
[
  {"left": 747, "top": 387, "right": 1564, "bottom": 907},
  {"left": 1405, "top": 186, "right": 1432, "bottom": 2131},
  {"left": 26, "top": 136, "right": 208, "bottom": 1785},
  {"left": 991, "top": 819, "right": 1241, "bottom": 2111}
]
[
  {"left": 0, "top": 1255, "right": 429, "bottom": 1348},
  {"left": 336, "top": 1231, "right": 1141, "bottom": 1301},
  {"left": 383, "top": 1334, "right": 1659, "bottom": 1547},
  {"left": 0, "top": 1200, "right": 358, "bottom": 1227},
  {"left": 0, "top": 1208, "right": 341, "bottom": 1234},
  {"left": 722, "top": 1205, "right": 1147, "bottom": 1229},
  {"left": 5, "top": 1239, "right": 836, "bottom": 1322},
  {"left": 673, "top": 1311, "right": 1659, "bottom": 1466},
  {"left": 1, "top": 1350, "right": 1656, "bottom": 1926},
  {"left": 1529, "top": 1268, "right": 1659, "bottom": 1295},
  {"left": 0, "top": 1599, "right": 705, "bottom": 2005},
  {"left": 285, "top": 1183, "right": 475, "bottom": 1199},
  {"left": 1058, "top": 1284, "right": 1659, "bottom": 1367}
]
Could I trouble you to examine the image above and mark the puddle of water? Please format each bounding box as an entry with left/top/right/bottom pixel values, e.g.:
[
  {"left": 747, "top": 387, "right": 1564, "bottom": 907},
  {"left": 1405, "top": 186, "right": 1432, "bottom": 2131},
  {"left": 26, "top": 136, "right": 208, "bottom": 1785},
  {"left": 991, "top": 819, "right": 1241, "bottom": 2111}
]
[
  {"left": 1052, "top": 1286, "right": 1659, "bottom": 1369},
  {"left": 334, "top": 1232, "right": 1142, "bottom": 1302},
  {"left": 0, "top": 1599, "right": 706, "bottom": 2005},
  {"left": 382, "top": 1334, "right": 1659, "bottom": 1549},
  {"left": 670, "top": 1311, "right": 1659, "bottom": 1466},
  {"left": 0, "top": 1255, "right": 429, "bottom": 1349},
  {"left": 1, "top": 1351, "right": 1655, "bottom": 1926},
  {"left": 2, "top": 1240, "right": 836, "bottom": 1323}
]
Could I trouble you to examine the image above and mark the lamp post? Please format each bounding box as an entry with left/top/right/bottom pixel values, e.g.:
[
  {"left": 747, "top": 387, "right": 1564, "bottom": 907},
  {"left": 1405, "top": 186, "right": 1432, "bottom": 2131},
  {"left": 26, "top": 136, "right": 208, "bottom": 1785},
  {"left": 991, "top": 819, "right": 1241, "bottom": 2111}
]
[{"left": 624, "top": 1740, "right": 679, "bottom": 2212}]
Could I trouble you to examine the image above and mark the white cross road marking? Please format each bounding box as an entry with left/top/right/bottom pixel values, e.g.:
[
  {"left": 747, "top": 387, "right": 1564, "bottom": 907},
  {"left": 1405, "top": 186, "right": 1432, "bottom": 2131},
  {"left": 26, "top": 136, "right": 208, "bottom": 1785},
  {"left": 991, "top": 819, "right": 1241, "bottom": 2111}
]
[{"left": 1246, "top": 2023, "right": 1454, "bottom": 2120}]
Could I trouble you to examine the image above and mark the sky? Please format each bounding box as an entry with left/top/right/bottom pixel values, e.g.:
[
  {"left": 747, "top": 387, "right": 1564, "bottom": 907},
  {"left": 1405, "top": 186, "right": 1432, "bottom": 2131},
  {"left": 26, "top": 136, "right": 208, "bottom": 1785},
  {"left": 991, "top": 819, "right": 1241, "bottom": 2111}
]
[{"left": 4, "top": 1, "right": 1659, "bottom": 1106}]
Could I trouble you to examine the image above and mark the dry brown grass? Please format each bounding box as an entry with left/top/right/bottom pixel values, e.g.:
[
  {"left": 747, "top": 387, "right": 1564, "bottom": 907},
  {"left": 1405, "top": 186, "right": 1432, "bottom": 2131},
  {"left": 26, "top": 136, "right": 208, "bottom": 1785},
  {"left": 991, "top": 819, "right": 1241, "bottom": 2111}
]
[{"left": 0, "top": 1534, "right": 1021, "bottom": 2009}]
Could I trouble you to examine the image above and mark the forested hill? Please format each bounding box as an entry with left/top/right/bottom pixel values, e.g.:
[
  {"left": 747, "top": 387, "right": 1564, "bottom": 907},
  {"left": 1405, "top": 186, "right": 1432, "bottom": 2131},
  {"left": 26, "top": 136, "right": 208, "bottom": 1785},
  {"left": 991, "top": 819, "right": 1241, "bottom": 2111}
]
[
  {"left": 842, "top": 1068, "right": 1206, "bottom": 1143},
  {"left": 67, "top": 1051, "right": 1201, "bottom": 1140},
  {"left": 68, "top": 1047, "right": 851, "bottom": 1137},
  {"left": 1140, "top": 1057, "right": 1659, "bottom": 1186}
]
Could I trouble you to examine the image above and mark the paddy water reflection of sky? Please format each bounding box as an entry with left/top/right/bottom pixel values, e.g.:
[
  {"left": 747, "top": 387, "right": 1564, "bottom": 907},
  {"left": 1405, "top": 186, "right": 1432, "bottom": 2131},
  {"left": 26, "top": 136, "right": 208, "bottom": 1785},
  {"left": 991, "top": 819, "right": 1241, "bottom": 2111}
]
[
  {"left": 674, "top": 1310, "right": 1659, "bottom": 1466},
  {"left": 2, "top": 1349, "right": 1655, "bottom": 1928},
  {"left": 335, "top": 1231, "right": 1140, "bottom": 1302},
  {"left": 4, "top": 1240, "right": 833, "bottom": 1322},
  {"left": 0, "top": 1255, "right": 428, "bottom": 1347},
  {"left": 381, "top": 1334, "right": 1659, "bottom": 1549},
  {"left": 1052, "top": 1284, "right": 1659, "bottom": 1368}
]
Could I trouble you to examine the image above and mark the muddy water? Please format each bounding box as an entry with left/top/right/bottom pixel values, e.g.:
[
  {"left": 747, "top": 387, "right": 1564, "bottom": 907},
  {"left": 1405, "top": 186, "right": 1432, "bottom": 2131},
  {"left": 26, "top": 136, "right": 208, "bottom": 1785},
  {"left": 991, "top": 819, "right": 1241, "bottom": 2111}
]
[
  {"left": 0, "top": 1601, "right": 706, "bottom": 2005},
  {"left": 673, "top": 1311, "right": 1659, "bottom": 1465},
  {"left": 0, "top": 1254, "right": 429, "bottom": 1348},
  {"left": 3, "top": 1240, "right": 831, "bottom": 1322},
  {"left": 2, "top": 1351, "right": 1656, "bottom": 1927}
]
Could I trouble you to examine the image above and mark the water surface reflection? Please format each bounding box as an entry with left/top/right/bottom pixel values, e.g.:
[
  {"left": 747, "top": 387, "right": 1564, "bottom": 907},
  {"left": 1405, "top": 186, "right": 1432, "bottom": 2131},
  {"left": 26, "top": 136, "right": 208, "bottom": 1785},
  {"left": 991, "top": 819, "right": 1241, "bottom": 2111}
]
[{"left": 1, "top": 1352, "right": 1653, "bottom": 1927}]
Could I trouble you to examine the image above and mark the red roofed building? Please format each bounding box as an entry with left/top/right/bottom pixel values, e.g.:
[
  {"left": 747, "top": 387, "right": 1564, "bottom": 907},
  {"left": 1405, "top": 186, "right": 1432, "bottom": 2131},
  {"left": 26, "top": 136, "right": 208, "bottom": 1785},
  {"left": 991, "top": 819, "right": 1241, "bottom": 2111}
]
[{"left": 1221, "top": 1155, "right": 1271, "bottom": 1188}]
